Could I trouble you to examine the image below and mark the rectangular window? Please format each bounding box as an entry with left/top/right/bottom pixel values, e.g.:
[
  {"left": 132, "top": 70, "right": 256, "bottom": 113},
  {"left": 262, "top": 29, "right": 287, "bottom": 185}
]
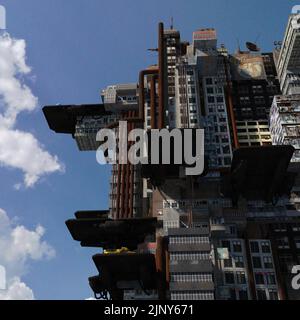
[
  {"left": 236, "top": 272, "right": 246, "bottom": 284},
  {"left": 252, "top": 256, "right": 262, "bottom": 269},
  {"left": 266, "top": 273, "right": 276, "bottom": 285},
  {"left": 233, "top": 241, "right": 242, "bottom": 252},
  {"left": 222, "top": 240, "right": 231, "bottom": 252},
  {"left": 207, "top": 87, "right": 214, "bottom": 94},
  {"left": 269, "top": 290, "right": 279, "bottom": 300},
  {"left": 255, "top": 273, "right": 265, "bottom": 285},
  {"left": 250, "top": 241, "right": 260, "bottom": 253},
  {"left": 261, "top": 242, "right": 271, "bottom": 253},
  {"left": 225, "top": 272, "right": 235, "bottom": 284},
  {"left": 239, "top": 290, "right": 248, "bottom": 300},
  {"left": 263, "top": 256, "right": 273, "bottom": 269},
  {"left": 235, "top": 256, "right": 244, "bottom": 268},
  {"left": 224, "top": 259, "right": 233, "bottom": 268},
  {"left": 257, "top": 289, "right": 267, "bottom": 300},
  {"left": 277, "top": 237, "right": 289, "bottom": 249},
  {"left": 206, "top": 78, "right": 213, "bottom": 85},
  {"left": 208, "top": 96, "right": 215, "bottom": 103}
]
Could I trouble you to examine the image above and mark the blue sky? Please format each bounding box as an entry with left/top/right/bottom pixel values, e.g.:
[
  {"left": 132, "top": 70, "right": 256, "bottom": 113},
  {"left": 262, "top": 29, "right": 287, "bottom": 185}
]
[{"left": 0, "top": 0, "right": 298, "bottom": 300}]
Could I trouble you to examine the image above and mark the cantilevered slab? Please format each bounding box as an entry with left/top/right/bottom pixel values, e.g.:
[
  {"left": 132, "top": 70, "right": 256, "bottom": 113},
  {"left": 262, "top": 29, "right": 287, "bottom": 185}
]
[
  {"left": 65, "top": 217, "right": 157, "bottom": 249},
  {"left": 221, "top": 145, "right": 295, "bottom": 204},
  {"left": 92, "top": 253, "right": 157, "bottom": 290},
  {"left": 74, "top": 210, "right": 110, "bottom": 220},
  {"left": 43, "top": 104, "right": 109, "bottom": 134}
]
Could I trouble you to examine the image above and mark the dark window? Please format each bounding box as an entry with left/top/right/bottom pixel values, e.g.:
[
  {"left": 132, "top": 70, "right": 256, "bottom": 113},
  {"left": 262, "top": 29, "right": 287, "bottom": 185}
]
[
  {"left": 207, "top": 87, "right": 214, "bottom": 94},
  {"left": 217, "top": 96, "right": 224, "bottom": 103},
  {"left": 236, "top": 272, "right": 246, "bottom": 284},
  {"left": 222, "top": 240, "right": 231, "bottom": 252},
  {"left": 224, "top": 259, "right": 233, "bottom": 268},
  {"left": 252, "top": 256, "right": 262, "bottom": 269},
  {"left": 206, "top": 78, "right": 213, "bottom": 85},
  {"left": 239, "top": 290, "right": 248, "bottom": 300},
  {"left": 208, "top": 96, "right": 215, "bottom": 103},
  {"left": 233, "top": 241, "right": 242, "bottom": 252},
  {"left": 257, "top": 290, "right": 267, "bottom": 300},
  {"left": 225, "top": 272, "right": 235, "bottom": 284},
  {"left": 266, "top": 274, "right": 276, "bottom": 285},
  {"left": 261, "top": 242, "right": 271, "bottom": 253},
  {"left": 263, "top": 257, "right": 273, "bottom": 269},
  {"left": 235, "top": 256, "right": 244, "bottom": 268},
  {"left": 269, "top": 290, "right": 278, "bottom": 300},
  {"left": 255, "top": 273, "right": 264, "bottom": 285},
  {"left": 250, "top": 241, "right": 259, "bottom": 253},
  {"left": 222, "top": 146, "right": 231, "bottom": 154}
]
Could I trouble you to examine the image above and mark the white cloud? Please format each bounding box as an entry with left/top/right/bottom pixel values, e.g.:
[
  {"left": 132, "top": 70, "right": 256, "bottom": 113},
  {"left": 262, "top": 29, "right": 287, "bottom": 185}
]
[
  {"left": 0, "top": 208, "right": 55, "bottom": 300},
  {"left": 0, "top": 277, "right": 34, "bottom": 300},
  {"left": 0, "top": 32, "right": 63, "bottom": 187},
  {"left": 0, "top": 128, "right": 64, "bottom": 187}
]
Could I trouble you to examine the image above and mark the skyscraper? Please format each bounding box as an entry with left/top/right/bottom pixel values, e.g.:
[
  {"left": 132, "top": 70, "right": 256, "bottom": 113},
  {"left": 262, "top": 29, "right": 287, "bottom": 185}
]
[{"left": 43, "top": 14, "right": 300, "bottom": 301}]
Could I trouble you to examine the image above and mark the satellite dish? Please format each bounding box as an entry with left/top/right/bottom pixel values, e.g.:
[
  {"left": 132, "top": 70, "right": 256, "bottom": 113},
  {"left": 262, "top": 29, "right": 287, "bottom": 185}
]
[{"left": 246, "top": 42, "right": 260, "bottom": 52}]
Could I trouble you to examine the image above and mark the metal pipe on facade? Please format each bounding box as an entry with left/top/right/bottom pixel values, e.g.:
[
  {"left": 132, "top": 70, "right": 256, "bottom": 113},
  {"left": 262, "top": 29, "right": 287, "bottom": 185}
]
[
  {"left": 124, "top": 111, "right": 132, "bottom": 218},
  {"left": 223, "top": 56, "right": 239, "bottom": 149},
  {"left": 158, "top": 22, "right": 166, "bottom": 129},
  {"left": 150, "top": 75, "right": 158, "bottom": 129},
  {"left": 105, "top": 69, "right": 158, "bottom": 130},
  {"left": 139, "top": 69, "right": 159, "bottom": 124}
]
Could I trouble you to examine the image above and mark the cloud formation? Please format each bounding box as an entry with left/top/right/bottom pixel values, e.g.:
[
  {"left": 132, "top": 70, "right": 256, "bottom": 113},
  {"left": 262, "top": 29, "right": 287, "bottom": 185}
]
[
  {"left": 0, "top": 208, "right": 55, "bottom": 300},
  {"left": 0, "top": 32, "right": 63, "bottom": 187}
]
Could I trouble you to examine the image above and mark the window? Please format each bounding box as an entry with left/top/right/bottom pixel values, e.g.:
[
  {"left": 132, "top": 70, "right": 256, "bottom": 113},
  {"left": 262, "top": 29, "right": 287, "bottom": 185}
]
[
  {"left": 239, "top": 290, "right": 248, "bottom": 300},
  {"left": 266, "top": 273, "right": 276, "bottom": 285},
  {"left": 263, "top": 256, "right": 273, "bottom": 269},
  {"left": 252, "top": 256, "right": 262, "bottom": 269},
  {"left": 269, "top": 290, "right": 279, "bottom": 300},
  {"left": 235, "top": 256, "right": 244, "bottom": 268},
  {"left": 229, "top": 225, "right": 237, "bottom": 235},
  {"left": 222, "top": 145, "right": 231, "bottom": 155},
  {"left": 225, "top": 272, "right": 235, "bottom": 284},
  {"left": 206, "top": 78, "right": 213, "bottom": 85},
  {"left": 257, "top": 289, "right": 267, "bottom": 300},
  {"left": 236, "top": 272, "right": 246, "bottom": 284},
  {"left": 261, "top": 242, "right": 271, "bottom": 253},
  {"left": 250, "top": 241, "right": 260, "bottom": 253},
  {"left": 224, "top": 259, "right": 233, "bottom": 268},
  {"left": 222, "top": 240, "right": 231, "bottom": 252},
  {"left": 217, "top": 96, "right": 224, "bottom": 103},
  {"left": 277, "top": 237, "right": 289, "bottom": 249},
  {"left": 255, "top": 273, "right": 265, "bottom": 285},
  {"left": 207, "top": 87, "right": 214, "bottom": 94},
  {"left": 208, "top": 96, "right": 215, "bottom": 103},
  {"left": 233, "top": 241, "right": 242, "bottom": 252}
]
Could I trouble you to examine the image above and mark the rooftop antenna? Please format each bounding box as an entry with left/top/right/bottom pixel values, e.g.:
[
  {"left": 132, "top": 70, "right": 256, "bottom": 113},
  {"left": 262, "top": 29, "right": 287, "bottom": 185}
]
[
  {"left": 236, "top": 38, "right": 241, "bottom": 53},
  {"left": 254, "top": 33, "right": 261, "bottom": 46},
  {"left": 170, "top": 16, "right": 174, "bottom": 30}
]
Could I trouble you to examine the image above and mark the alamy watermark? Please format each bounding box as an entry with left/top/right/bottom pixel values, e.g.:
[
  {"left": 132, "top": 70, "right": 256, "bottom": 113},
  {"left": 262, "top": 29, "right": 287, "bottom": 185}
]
[
  {"left": 0, "top": 5, "right": 6, "bottom": 30},
  {"left": 292, "top": 5, "right": 300, "bottom": 28},
  {"left": 95, "top": 121, "right": 205, "bottom": 176}
]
